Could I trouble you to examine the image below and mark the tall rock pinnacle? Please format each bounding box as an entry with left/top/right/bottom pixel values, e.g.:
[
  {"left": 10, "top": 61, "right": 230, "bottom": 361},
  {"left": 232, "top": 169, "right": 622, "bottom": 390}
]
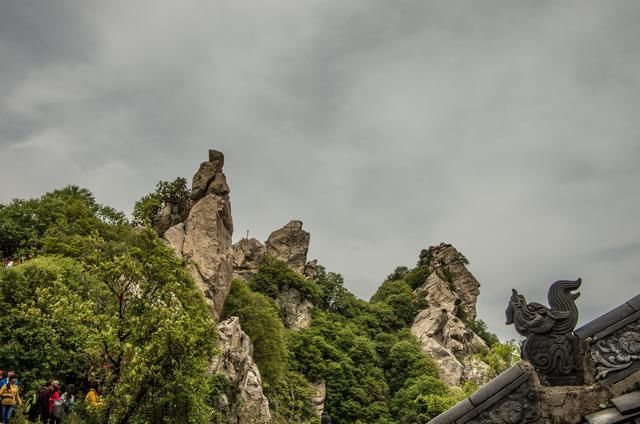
[
  {"left": 164, "top": 149, "right": 234, "bottom": 319},
  {"left": 411, "top": 243, "right": 489, "bottom": 386}
]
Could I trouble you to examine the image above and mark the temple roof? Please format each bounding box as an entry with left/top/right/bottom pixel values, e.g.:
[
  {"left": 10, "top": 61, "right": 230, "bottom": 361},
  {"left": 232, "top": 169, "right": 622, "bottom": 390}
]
[{"left": 428, "top": 291, "right": 640, "bottom": 424}]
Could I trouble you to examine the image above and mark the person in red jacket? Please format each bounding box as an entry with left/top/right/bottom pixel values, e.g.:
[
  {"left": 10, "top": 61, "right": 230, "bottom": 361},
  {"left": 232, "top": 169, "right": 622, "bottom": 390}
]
[{"left": 48, "top": 381, "right": 60, "bottom": 424}]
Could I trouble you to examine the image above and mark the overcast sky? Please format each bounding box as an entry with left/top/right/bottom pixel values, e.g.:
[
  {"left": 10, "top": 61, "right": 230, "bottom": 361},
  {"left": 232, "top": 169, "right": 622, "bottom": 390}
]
[{"left": 2, "top": 1, "right": 640, "bottom": 338}]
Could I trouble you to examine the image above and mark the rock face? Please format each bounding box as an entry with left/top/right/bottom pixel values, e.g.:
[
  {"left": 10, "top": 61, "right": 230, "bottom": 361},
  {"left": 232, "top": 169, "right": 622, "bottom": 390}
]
[
  {"left": 232, "top": 238, "right": 266, "bottom": 280},
  {"left": 265, "top": 220, "right": 310, "bottom": 274},
  {"left": 164, "top": 150, "right": 234, "bottom": 320},
  {"left": 274, "top": 285, "right": 314, "bottom": 330},
  {"left": 310, "top": 380, "right": 326, "bottom": 418},
  {"left": 231, "top": 221, "right": 318, "bottom": 330},
  {"left": 411, "top": 244, "right": 488, "bottom": 386},
  {"left": 418, "top": 243, "right": 480, "bottom": 320},
  {"left": 211, "top": 318, "right": 272, "bottom": 424},
  {"left": 152, "top": 199, "right": 189, "bottom": 236}
]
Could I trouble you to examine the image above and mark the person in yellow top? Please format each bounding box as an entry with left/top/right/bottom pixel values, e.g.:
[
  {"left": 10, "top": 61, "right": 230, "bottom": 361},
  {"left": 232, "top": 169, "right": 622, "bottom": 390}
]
[
  {"left": 85, "top": 383, "right": 102, "bottom": 408},
  {"left": 0, "top": 375, "right": 22, "bottom": 424}
]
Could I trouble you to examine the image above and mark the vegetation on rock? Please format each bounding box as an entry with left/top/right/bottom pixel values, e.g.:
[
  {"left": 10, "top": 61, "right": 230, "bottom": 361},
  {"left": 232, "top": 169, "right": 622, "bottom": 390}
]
[
  {"left": 1, "top": 187, "right": 216, "bottom": 423},
  {"left": 1, "top": 184, "right": 517, "bottom": 424}
]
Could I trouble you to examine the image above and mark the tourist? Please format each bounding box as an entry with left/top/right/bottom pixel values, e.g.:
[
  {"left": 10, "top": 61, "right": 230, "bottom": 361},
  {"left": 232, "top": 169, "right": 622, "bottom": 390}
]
[
  {"left": 0, "top": 372, "right": 15, "bottom": 387},
  {"left": 60, "top": 384, "right": 75, "bottom": 411},
  {"left": 34, "top": 381, "right": 53, "bottom": 423},
  {"left": 0, "top": 375, "right": 22, "bottom": 424},
  {"left": 48, "top": 381, "right": 60, "bottom": 423},
  {"left": 85, "top": 383, "right": 102, "bottom": 407}
]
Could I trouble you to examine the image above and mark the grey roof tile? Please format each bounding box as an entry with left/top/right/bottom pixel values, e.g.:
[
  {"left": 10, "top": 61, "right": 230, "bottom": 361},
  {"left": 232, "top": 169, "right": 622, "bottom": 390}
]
[
  {"left": 584, "top": 407, "right": 629, "bottom": 424},
  {"left": 575, "top": 303, "right": 636, "bottom": 339},
  {"left": 593, "top": 310, "right": 640, "bottom": 342},
  {"left": 468, "top": 364, "right": 525, "bottom": 406},
  {"left": 457, "top": 375, "right": 529, "bottom": 423},
  {"left": 611, "top": 391, "right": 640, "bottom": 415},
  {"left": 628, "top": 294, "right": 640, "bottom": 312},
  {"left": 427, "top": 399, "right": 474, "bottom": 424}
]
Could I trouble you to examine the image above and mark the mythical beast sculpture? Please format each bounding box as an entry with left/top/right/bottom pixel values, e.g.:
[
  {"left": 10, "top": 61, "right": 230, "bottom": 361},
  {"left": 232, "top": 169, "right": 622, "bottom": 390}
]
[{"left": 506, "top": 279, "right": 583, "bottom": 385}]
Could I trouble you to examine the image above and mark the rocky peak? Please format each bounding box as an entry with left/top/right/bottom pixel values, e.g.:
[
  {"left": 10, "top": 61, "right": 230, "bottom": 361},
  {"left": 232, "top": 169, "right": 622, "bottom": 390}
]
[
  {"left": 265, "top": 220, "right": 311, "bottom": 274},
  {"left": 231, "top": 220, "right": 318, "bottom": 330},
  {"left": 232, "top": 220, "right": 318, "bottom": 280},
  {"left": 232, "top": 238, "right": 266, "bottom": 280},
  {"left": 411, "top": 244, "right": 489, "bottom": 386},
  {"left": 419, "top": 243, "right": 480, "bottom": 320},
  {"left": 211, "top": 317, "right": 272, "bottom": 424},
  {"left": 164, "top": 149, "right": 234, "bottom": 319},
  {"left": 191, "top": 149, "right": 229, "bottom": 202}
]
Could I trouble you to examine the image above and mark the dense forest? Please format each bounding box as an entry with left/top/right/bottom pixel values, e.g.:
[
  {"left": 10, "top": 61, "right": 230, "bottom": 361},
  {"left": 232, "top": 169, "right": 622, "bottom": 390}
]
[{"left": 0, "top": 185, "right": 517, "bottom": 424}]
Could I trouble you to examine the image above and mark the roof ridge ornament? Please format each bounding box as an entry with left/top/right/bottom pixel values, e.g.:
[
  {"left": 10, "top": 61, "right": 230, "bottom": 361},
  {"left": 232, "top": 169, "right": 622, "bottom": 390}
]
[{"left": 506, "top": 278, "right": 584, "bottom": 385}]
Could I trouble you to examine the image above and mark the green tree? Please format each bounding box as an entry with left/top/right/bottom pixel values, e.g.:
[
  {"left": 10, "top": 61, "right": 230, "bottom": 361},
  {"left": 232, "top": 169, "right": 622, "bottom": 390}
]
[
  {"left": 223, "top": 279, "right": 288, "bottom": 387},
  {"left": 132, "top": 177, "right": 189, "bottom": 226},
  {"left": 0, "top": 188, "right": 216, "bottom": 424}
]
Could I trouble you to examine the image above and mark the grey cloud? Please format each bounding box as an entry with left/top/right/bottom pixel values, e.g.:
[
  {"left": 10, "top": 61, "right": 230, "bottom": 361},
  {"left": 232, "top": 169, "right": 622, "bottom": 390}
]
[{"left": 2, "top": 0, "right": 640, "bottom": 339}]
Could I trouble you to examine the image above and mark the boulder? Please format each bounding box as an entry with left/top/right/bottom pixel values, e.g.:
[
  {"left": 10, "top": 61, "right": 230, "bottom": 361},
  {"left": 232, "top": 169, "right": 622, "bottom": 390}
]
[
  {"left": 232, "top": 238, "right": 266, "bottom": 280},
  {"left": 265, "top": 220, "right": 310, "bottom": 274}
]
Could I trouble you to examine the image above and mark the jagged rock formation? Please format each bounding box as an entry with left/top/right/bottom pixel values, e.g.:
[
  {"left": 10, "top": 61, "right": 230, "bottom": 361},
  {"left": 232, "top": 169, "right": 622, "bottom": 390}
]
[
  {"left": 232, "top": 238, "right": 266, "bottom": 280},
  {"left": 152, "top": 198, "right": 189, "bottom": 235},
  {"left": 232, "top": 220, "right": 318, "bottom": 280},
  {"left": 163, "top": 149, "right": 234, "bottom": 319},
  {"left": 211, "top": 318, "right": 272, "bottom": 424},
  {"left": 411, "top": 243, "right": 488, "bottom": 386},
  {"left": 265, "top": 220, "right": 310, "bottom": 274},
  {"left": 231, "top": 221, "right": 318, "bottom": 330},
  {"left": 418, "top": 243, "right": 480, "bottom": 320}
]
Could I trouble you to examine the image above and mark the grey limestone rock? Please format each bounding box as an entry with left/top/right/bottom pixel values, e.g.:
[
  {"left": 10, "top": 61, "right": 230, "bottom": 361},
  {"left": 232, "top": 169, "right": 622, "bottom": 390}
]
[
  {"left": 211, "top": 317, "right": 272, "bottom": 424},
  {"left": 164, "top": 150, "right": 234, "bottom": 320}
]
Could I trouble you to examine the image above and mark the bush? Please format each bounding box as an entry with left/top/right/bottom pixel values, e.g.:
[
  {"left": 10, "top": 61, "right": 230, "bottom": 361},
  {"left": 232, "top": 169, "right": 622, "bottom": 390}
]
[{"left": 249, "top": 257, "right": 319, "bottom": 304}]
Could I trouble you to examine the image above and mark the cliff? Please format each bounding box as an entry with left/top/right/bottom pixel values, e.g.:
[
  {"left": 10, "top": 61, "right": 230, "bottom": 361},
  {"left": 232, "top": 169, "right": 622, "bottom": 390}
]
[
  {"left": 411, "top": 243, "right": 490, "bottom": 386},
  {"left": 232, "top": 220, "right": 317, "bottom": 330}
]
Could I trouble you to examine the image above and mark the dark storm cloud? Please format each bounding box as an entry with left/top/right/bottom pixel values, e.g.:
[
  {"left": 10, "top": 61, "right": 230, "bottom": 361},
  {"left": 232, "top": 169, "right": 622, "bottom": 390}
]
[{"left": 2, "top": 0, "right": 640, "bottom": 338}]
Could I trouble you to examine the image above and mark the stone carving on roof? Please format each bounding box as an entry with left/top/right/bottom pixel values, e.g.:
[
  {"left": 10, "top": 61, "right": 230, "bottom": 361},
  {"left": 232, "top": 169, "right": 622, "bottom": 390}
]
[
  {"left": 592, "top": 320, "right": 640, "bottom": 380},
  {"left": 506, "top": 279, "right": 583, "bottom": 385},
  {"left": 468, "top": 381, "right": 540, "bottom": 424}
]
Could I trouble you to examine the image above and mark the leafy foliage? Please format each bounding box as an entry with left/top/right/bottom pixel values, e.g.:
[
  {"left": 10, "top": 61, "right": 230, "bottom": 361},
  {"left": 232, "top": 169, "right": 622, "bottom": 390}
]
[
  {"left": 1, "top": 185, "right": 510, "bottom": 424},
  {"left": 475, "top": 340, "right": 520, "bottom": 378},
  {"left": 223, "top": 279, "right": 314, "bottom": 423},
  {"left": 132, "top": 177, "right": 189, "bottom": 226},
  {"left": 0, "top": 186, "right": 126, "bottom": 258},
  {"left": 0, "top": 187, "right": 216, "bottom": 423},
  {"left": 249, "top": 256, "right": 319, "bottom": 304},
  {"left": 223, "top": 279, "right": 288, "bottom": 387},
  {"left": 467, "top": 318, "right": 500, "bottom": 347}
]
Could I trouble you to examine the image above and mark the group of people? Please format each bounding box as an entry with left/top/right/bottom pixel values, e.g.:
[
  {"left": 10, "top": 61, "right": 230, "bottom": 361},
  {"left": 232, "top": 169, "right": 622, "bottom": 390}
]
[
  {"left": 1, "top": 253, "right": 34, "bottom": 268},
  {"left": 0, "top": 370, "right": 102, "bottom": 424}
]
